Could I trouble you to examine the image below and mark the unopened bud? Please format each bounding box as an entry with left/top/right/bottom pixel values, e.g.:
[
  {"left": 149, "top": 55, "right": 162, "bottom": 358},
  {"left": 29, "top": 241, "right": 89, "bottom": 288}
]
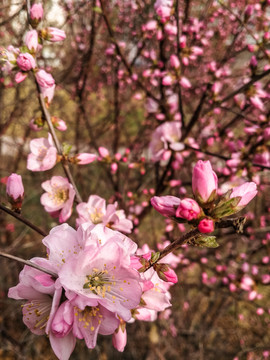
[{"left": 6, "top": 173, "right": 24, "bottom": 212}]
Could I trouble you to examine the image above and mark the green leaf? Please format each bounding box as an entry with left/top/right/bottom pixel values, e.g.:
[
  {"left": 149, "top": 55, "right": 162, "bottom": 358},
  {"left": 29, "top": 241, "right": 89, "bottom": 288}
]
[
  {"left": 93, "top": 6, "right": 102, "bottom": 13},
  {"left": 62, "top": 143, "right": 72, "bottom": 156},
  {"left": 151, "top": 252, "right": 160, "bottom": 263},
  {"left": 195, "top": 235, "right": 219, "bottom": 248}
]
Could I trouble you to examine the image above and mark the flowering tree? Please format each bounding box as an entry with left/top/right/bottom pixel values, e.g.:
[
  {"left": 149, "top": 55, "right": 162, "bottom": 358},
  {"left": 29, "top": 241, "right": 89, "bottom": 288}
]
[{"left": 0, "top": 0, "right": 269, "bottom": 359}]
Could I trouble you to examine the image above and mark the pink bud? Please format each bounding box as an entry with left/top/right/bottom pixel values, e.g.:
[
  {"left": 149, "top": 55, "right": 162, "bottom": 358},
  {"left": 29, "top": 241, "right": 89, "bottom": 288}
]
[
  {"left": 6, "top": 173, "right": 24, "bottom": 211},
  {"left": 180, "top": 76, "right": 191, "bottom": 89},
  {"left": 112, "top": 326, "right": 127, "bottom": 352},
  {"left": 250, "top": 55, "right": 258, "bottom": 68},
  {"left": 42, "top": 27, "right": 66, "bottom": 42},
  {"left": 76, "top": 153, "right": 96, "bottom": 165},
  {"left": 40, "top": 84, "right": 55, "bottom": 104},
  {"left": 198, "top": 219, "right": 214, "bottom": 233},
  {"left": 25, "top": 30, "right": 39, "bottom": 52},
  {"left": 16, "top": 53, "right": 36, "bottom": 71},
  {"left": 30, "top": 3, "right": 44, "bottom": 20},
  {"left": 51, "top": 302, "right": 73, "bottom": 338},
  {"left": 230, "top": 182, "right": 257, "bottom": 210},
  {"left": 15, "top": 72, "right": 28, "bottom": 83},
  {"left": 51, "top": 116, "right": 67, "bottom": 131},
  {"left": 98, "top": 146, "right": 110, "bottom": 158},
  {"left": 170, "top": 54, "right": 180, "bottom": 69},
  {"left": 111, "top": 162, "right": 118, "bottom": 173},
  {"left": 175, "top": 198, "right": 201, "bottom": 221},
  {"left": 192, "top": 160, "right": 218, "bottom": 203},
  {"left": 154, "top": 263, "right": 178, "bottom": 283},
  {"left": 163, "top": 267, "right": 178, "bottom": 283},
  {"left": 151, "top": 195, "right": 180, "bottom": 217},
  {"left": 162, "top": 75, "right": 173, "bottom": 86},
  {"left": 36, "top": 69, "right": 55, "bottom": 88}
]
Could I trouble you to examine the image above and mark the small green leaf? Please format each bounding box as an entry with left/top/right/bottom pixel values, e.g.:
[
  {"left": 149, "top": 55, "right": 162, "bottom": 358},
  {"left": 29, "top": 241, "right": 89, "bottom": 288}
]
[
  {"left": 151, "top": 252, "right": 160, "bottom": 263},
  {"left": 195, "top": 235, "right": 219, "bottom": 248},
  {"left": 93, "top": 6, "right": 102, "bottom": 13},
  {"left": 62, "top": 143, "right": 72, "bottom": 156}
]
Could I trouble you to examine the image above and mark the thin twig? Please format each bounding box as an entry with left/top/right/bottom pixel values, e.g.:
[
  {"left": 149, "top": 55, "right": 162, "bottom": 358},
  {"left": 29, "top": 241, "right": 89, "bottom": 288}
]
[
  {"left": 0, "top": 203, "right": 47, "bottom": 237},
  {"left": 0, "top": 251, "right": 58, "bottom": 278}
]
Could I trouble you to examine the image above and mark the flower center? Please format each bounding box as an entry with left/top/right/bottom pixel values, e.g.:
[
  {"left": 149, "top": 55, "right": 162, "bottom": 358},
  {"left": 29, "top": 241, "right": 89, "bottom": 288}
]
[
  {"left": 89, "top": 208, "right": 103, "bottom": 224},
  {"left": 83, "top": 268, "right": 112, "bottom": 297},
  {"left": 74, "top": 306, "right": 103, "bottom": 331},
  {"left": 37, "top": 146, "right": 48, "bottom": 162},
  {"left": 50, "top": 188, "right": 69, "bottom": 205}
]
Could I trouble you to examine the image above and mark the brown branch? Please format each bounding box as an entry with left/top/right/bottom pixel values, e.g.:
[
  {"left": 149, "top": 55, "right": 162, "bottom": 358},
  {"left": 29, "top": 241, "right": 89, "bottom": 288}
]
[
  {"left": 0, "top": 203, "right": 47, "bottom": 237},
  {"left": 0, "top": 251, "right": 58, "bottom": 278}
]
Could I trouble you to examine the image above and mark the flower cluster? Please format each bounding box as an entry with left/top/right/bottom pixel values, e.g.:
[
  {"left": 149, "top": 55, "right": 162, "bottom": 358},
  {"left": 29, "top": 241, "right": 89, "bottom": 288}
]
[
  {"left": 151, "top": 160, "right": 257, "bottom": 234},
  {"left": 8, "top": 222, "right": 177, "bottom": 359}
]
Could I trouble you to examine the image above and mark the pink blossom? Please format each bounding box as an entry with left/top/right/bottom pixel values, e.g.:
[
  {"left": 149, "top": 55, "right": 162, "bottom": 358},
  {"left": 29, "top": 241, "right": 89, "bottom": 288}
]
[
  {"left": 40, "top": 84, "right": 55, "bottom": 104},
  {"left": 25, "top": 30, "right": 39, "bottom": 52},
  {"left": 15, "top": 72, "right": 28, "bottom": 83},
  {"left": 170, "top": 54, "right": 180, "bottom": 69},
  {"left": 175, "top": 198, "right": 201, "bottom": 221},
  {"left": 198, "top": 219, "right": 214, "bottom": 233},
  {"left": 57, "top": 236, "right": 142, "bottom": 321},
  {"left": 230, "top": 182, "right": 257, "bottom": 211},
  {"left": 151, "top": 195, "right": 180, "bottom": 217},
  {"left": 180, "top": 76, "right": 191, "bottom": 89},
  {"left": 6, "top": 173, "right": 24, "bottom": 202},
  {"left": 36, "top": 69, "right": 55, "bottom": 88},
  {"left": 27, "top": 134, "right": 57, "bottom": 172},
  {"left": 76, "top": 153, "right": 96, "bottom": 165},
  {"left": 51, "top": 116, "right": 67, "bottom": 131},
  {"left": 30, "top": 3, "right": 44, "bottom": 20},
  {"left": 42, "top": 27, "right": 66, "bottom": 42},
  {"left": 192, "top": 160, "right": 218, "bottom": 203},
  {"left": 154, "top": 263, "right": 178, "bottom": 283},
  {"left": 98, "top": 146, "right": 110, "bottom": 158},
  {"left": 143, "top": 20, "right": 158, "bottom": 31},
  {"left": 162, "top": 74, "right": 173, "bottom": 86},
  {"left": 16, "top": 53, "right": 36, "bottom": 71},
  {"left": 149, "top": 121, "right": 183, "bottom": 162},
  {"left": 41, "top": 176, "right": 75, "bottom": 223},
  {"left": 76, "top": 195, "right": 133, "bottom": 233},
  {"left": 112, "top": 326, "right": 127, "bottom": 352}
]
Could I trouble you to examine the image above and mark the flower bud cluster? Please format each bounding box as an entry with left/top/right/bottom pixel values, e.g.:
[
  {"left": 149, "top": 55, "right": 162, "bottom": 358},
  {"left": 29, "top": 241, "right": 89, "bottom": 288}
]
[{"left": 151, "top": 160, "right": 257, "bottom": 235}]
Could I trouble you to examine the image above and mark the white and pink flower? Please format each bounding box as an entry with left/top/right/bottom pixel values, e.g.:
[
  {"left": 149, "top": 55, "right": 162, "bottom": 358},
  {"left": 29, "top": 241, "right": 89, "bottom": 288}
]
[
  {"left": 41, "top": 176, "right": 75, "bottom": 223},
  {"left": 76, "top": 195, "right": 133, "bottom": 233},
  {"left": 27, "top": 134, "right": 57, "bottom": 171}
]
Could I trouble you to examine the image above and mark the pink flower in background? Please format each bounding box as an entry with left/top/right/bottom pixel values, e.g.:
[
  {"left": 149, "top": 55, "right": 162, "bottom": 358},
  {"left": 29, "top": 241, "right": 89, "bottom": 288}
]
[
  {"left": 192, "top": 160, "right": 218, "bottom": 203},
  {"left": 30, "top": 3, "right": 44, "bottom": 20},
  {"left": 151, "top": 196, "right": 180, "bottom": 217},
  {"left": 27, "top": 134, "right": 57, "bottom": 171},
  {"left": 198, "top": 219, "right": 214, "bottom": 233},
  {"left": 76, "top": 195, "right": 133, "bottom": 233},
  {"left": 41, "top": 176, "right": 75, "bottom": 223},
  {"left": 25, "top": 30, "right": 39, "bottom": 52},
  {"left": 230, "top": 182, "right": 257, "bottom": 212},
  {"left": 16, "top": 53, "right": 36, "bottom": 71},
  {"left": 149, "top": 121, "right": 184, "bottom": 162},
  {"left": 175, "top": 198, "right": 201, "bottom": 221}
]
